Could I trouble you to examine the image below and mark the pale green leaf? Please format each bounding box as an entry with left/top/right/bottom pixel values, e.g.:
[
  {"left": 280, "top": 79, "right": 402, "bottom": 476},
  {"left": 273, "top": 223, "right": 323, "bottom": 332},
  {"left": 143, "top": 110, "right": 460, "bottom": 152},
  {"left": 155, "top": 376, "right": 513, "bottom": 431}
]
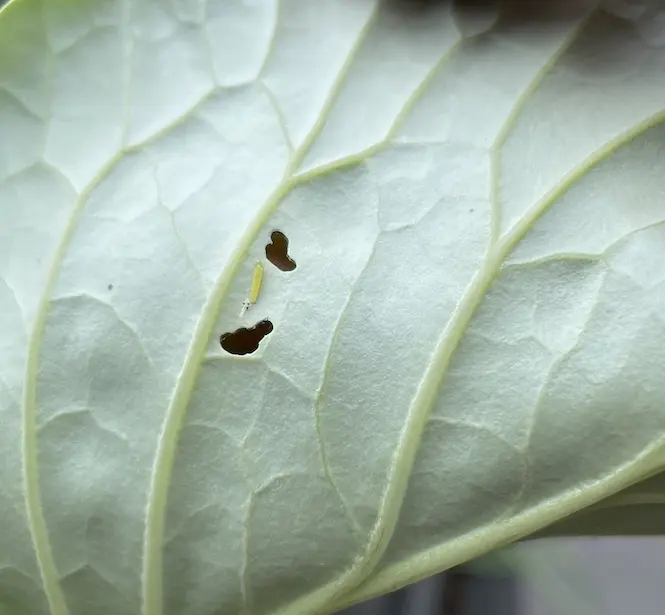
[{"left": 2, "top": 1, "right": 665, "bottom": 615}]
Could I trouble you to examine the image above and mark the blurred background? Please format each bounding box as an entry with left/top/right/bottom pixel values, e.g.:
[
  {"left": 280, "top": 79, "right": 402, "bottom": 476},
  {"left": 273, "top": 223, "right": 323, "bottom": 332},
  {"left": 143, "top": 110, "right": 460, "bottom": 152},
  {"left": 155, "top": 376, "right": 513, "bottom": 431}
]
[{"left": 339, "top": 538, "right": 665, "bottom": 615}]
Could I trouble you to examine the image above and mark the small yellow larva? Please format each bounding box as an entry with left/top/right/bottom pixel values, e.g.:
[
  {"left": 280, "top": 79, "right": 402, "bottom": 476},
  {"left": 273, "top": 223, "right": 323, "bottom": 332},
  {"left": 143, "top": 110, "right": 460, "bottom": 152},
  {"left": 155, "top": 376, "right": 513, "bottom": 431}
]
[{"left": 240, "top": 261, "right": 264, "bottom": 317}]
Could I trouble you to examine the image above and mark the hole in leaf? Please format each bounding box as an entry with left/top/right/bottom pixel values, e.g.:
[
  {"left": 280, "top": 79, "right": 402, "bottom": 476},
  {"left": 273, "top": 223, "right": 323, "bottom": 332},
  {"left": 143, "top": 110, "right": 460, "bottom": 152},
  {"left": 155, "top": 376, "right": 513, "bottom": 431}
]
[
  {"left": 220, "top": 319, "right": 274, "bottom": 356},
  {"left": 265, "top": 230, "right": 297, "bottom": 272}
]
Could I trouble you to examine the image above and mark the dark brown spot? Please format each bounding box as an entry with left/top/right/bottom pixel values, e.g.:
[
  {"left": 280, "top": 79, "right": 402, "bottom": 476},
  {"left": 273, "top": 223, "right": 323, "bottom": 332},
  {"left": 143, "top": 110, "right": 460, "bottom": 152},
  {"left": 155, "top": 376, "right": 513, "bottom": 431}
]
[
  {"left": 265, "top": 230, "right": 297, "bottom": 272},
  {"left": 220, "top": 319, "right": 274, "bottom": 356},
  {"left": 107, "top": 284, "right": 113, "bottom": 291}
]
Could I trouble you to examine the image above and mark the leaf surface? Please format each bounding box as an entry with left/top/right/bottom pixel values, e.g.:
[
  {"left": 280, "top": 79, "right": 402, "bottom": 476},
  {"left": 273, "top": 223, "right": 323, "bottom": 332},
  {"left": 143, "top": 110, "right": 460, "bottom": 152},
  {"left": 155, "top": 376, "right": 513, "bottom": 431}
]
[{"left": 2, "top": 1, "right": 665, "bottom": 615}]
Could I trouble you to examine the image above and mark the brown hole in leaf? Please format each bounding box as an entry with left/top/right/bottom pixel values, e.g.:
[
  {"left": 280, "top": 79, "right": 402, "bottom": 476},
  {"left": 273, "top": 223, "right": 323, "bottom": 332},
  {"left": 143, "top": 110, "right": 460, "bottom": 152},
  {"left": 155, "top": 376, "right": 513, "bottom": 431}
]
[
  {"left": 220, "top": 319, "right": 274, "bottom": 356},
  {"left": 265, "top": 230, "right": 297, "bottom": 272}
]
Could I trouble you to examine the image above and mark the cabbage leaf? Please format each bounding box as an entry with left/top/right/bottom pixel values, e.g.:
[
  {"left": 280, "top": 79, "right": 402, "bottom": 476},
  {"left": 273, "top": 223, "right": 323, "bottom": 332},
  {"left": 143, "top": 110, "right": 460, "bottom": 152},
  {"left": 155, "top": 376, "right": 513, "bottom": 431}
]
[{"left": 2, "top": 1, "right": 665, "bottom": 615}]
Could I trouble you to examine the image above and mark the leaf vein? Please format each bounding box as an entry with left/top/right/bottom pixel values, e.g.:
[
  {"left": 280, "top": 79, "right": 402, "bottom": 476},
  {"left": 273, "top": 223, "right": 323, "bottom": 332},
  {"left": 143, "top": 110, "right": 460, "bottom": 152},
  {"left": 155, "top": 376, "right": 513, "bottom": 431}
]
[
  {"left": 311, "top": 241, "right": 379, "bottom": 538},
  {"left": 489, "top": 10, "right": 596, "bottom": 243},
  {"left": 22, "top": 154, "right": 126, "bottom": 615},
  {"left": 340, "top": 108, "right": 665, "bottom": 608},
  {"left": 139, "top": 6, "right": 382, "bottom": 615}
]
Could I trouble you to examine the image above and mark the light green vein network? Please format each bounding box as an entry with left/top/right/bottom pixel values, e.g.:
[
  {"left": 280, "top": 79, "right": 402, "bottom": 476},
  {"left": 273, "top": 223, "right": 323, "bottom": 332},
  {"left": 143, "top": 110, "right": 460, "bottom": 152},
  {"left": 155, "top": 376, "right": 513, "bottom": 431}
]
[
  {"left": 340, "top": 108, "right": 665, "bottom": 610},
  {"left": 12, "top": 0, "right": 90, "bottom": 613},
  {"left": 6, "top": 1, "right": 665, "bottom": 615},
  {"left": 140, "top": 7, "right": 384, "bottom": 615}
]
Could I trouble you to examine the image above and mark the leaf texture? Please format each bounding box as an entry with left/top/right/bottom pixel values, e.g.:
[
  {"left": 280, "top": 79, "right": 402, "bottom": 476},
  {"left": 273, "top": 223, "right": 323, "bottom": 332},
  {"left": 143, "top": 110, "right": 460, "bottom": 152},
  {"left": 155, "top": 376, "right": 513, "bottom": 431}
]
[{"left": 2, "top": 1, "right": 665, "bottom": 615}]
